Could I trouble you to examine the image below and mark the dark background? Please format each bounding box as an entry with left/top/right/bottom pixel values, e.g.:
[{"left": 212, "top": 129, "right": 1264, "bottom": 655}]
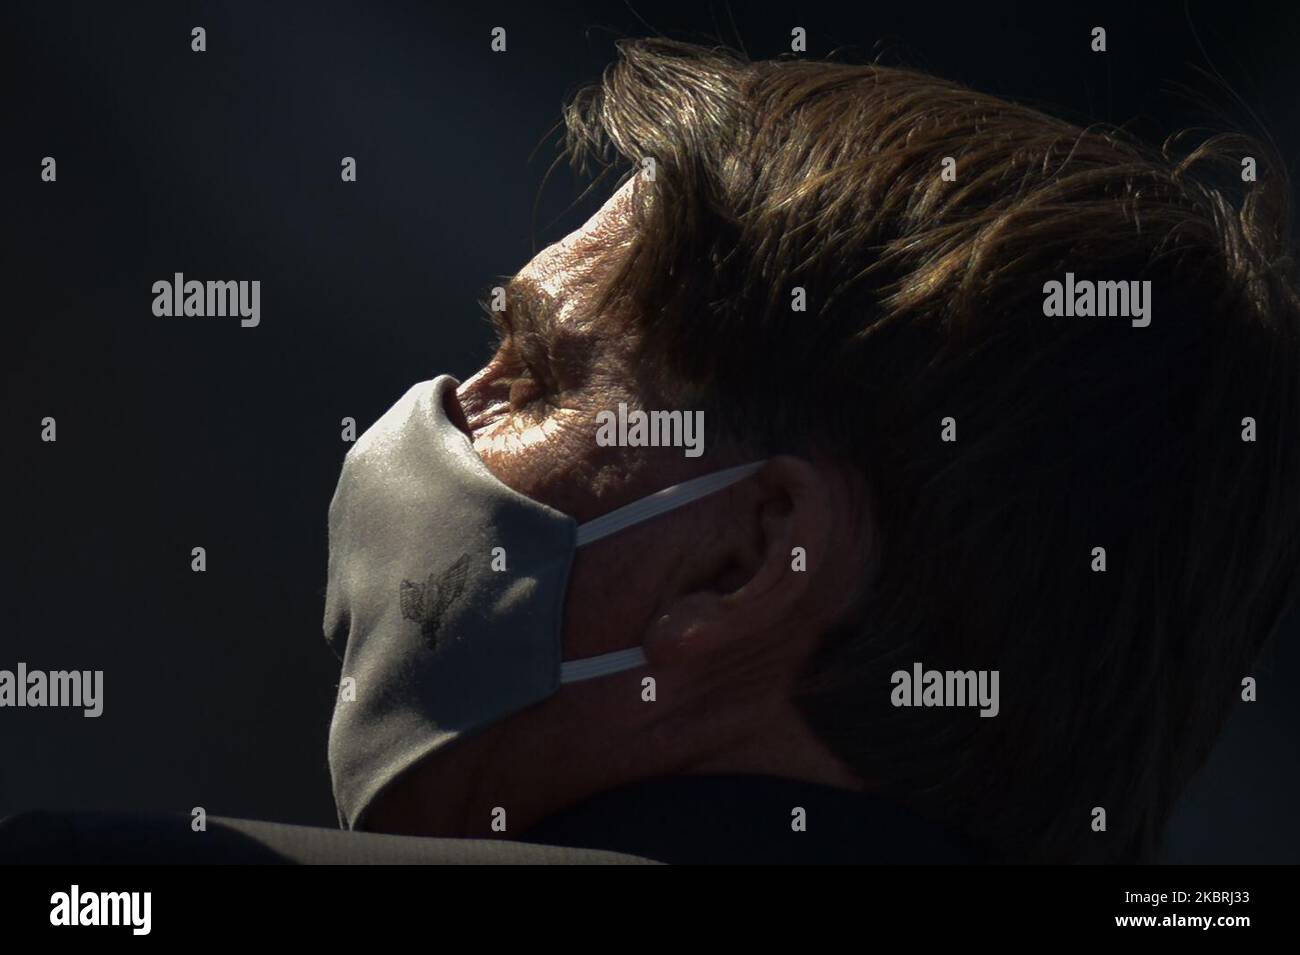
[{"left": 4, "top": 0, "right": 1298, "bottom": 862}]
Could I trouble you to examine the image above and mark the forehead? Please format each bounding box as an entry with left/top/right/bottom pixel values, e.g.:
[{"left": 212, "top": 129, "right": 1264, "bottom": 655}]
[{"left": 516, "top": 177, "right": 639, "bottom": 310}]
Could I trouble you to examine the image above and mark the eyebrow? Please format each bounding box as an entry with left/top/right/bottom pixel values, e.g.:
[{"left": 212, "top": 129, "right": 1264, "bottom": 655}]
[{"left": 482, "top": 275, "right": 554, "bottom": 343}]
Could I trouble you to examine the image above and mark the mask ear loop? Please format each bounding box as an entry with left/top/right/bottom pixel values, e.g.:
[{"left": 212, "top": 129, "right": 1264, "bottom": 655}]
[
  {"left": 573, "top": 461, "right": 767, "bottom": 547},
  {"left": 559, "top": 461, "right": 767, "bottom": 684},
  {"left": 560, "top": 647, "right": 650, "bottom": 683}
]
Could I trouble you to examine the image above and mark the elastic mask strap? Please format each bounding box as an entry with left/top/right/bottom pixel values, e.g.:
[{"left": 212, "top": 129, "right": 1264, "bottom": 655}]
[
  {"left": 560, "top": 461, "right": 766, "bottom": 683},
  {"left": 574, "top": 461, "right": 766, "bottom": 548},
  {"left": 560, "top": 647, "right": 649, "bottom": 683}
]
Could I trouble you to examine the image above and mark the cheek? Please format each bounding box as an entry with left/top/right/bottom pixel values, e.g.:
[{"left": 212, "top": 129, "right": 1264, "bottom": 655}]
[
  {"left": 560, "top": 517, "right": 689, "bottom": 660},
  {"left": 562, "top": 542, "right": 658, "bottom": 658},
  {"left": 473, "top": 406, "right": 602, "bottom": 514},
  {"left": 473, "top": 409, "right": 573, "bottom": 460}
]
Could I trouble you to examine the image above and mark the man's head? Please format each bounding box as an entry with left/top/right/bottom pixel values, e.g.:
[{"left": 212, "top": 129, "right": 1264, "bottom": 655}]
[{"left": 362, "top": 39, "right": 1300, "bottom": 862}]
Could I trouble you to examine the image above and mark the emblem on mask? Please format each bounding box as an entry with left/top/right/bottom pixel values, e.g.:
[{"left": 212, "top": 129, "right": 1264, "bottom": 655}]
[{"left": 399, "top": 553, "right": 470, "bottom": 650}]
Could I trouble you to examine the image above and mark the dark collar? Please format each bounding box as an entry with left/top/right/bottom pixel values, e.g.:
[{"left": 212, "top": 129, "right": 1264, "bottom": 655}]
[{"left": 520, "top": 774, "right": 982, "bottom": 864}]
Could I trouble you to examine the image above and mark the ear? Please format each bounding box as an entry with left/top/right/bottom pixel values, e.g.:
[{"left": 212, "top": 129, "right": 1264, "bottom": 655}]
[{"left": 643, "top": 455, "right": 845, "bottom": 667}]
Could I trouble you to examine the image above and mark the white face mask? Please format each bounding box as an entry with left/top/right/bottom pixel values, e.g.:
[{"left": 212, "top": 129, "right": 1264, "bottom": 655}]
[{"left": 324, "top": 375, "right": 765, "bottom": 829}]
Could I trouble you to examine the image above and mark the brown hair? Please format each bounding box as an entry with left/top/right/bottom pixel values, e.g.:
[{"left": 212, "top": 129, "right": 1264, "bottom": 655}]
[{"left": 563, "top": 39, "right": 1300, "bottom": 862}]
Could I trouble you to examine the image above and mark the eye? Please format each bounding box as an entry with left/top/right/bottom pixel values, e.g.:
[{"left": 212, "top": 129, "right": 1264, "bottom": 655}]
[
  {"left": 508, "top": 371, "right": 541, "bottom": 408},
  {"left": 504, "top": 359, "right": 555, "bottom": 412}
]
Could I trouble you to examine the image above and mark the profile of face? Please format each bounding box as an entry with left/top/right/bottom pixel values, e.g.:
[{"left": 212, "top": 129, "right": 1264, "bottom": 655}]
[{"left": 359, "top": 176, "right": 870, "bottom": 837}]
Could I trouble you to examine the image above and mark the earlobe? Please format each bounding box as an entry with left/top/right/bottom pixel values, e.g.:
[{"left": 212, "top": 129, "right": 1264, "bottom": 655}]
[{"left": 643, "top": 594, "right": 728, "bottom": 667}]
